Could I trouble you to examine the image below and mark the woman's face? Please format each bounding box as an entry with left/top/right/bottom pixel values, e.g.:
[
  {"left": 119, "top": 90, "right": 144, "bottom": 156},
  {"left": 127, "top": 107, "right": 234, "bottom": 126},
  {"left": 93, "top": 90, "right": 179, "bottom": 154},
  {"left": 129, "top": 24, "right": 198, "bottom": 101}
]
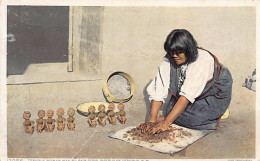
[{"left": 169, "top": 52, "right": 187, "bottom": 65}]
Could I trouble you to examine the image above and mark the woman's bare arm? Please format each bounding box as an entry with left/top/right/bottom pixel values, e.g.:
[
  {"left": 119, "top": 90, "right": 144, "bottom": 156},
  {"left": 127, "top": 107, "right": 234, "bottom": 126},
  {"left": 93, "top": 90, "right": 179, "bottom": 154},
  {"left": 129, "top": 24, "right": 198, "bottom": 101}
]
[
  {"left": 148, "top": 100, "right": 163, "bottom": 123},
  {"left": 164, "top": 96, "right": 189, "bottom": 126},
  {"left": 150, "top": 96, "right": 190, "bottom": 133}
]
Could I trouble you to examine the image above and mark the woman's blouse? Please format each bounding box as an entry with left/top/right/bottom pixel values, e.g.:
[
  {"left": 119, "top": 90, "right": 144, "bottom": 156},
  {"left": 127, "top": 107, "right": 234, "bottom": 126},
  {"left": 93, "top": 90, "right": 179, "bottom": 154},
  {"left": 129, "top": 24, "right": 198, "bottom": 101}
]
[{"left": 147, "top": 49, "right": 214, "bottom": 103}]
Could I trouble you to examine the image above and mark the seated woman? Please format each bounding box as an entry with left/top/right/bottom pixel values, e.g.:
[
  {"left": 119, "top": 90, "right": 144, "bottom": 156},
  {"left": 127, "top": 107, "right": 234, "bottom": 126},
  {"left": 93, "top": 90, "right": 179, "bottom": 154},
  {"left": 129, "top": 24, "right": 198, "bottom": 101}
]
[{"left": 143, "top": 29, "right": 233, "bottom": 134}]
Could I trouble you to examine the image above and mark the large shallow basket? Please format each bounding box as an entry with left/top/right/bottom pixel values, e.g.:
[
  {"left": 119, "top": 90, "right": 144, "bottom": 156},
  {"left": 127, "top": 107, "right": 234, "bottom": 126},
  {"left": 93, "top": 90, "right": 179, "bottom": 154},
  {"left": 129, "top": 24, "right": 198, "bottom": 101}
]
[{"left": 103, "top": 71, "right": 136, "bottom": 103}]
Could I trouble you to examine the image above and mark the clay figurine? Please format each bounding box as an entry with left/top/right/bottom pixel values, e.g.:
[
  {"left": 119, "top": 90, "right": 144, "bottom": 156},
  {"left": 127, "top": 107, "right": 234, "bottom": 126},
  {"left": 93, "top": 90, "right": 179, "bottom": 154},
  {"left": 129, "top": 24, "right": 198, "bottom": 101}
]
[
  {"left": 107, "top": 103, "right": 116, "bottom": 125},
  {"left": 23, "top": 111, "right": 34, "bottom": 134},
  {"left": 67, "top": 108, "right": 76, "bottom": 131},
  {"left": 88, "top": 105, "right": 97, "bottom": 127},
  {"left": 46, "top": 110, "right": 55, "bottom": 132},
  {"left": 56, "top": 108, "right": 65, "bottom": 131},
  {"left": 117, "top": 102, "right": 126, "bottom": 124},
  {"left": 36, "top": 110, "right": 45, "bottom": 133},
  {"left": 97, "top": 104, "right": 107, "bottom": 126}
]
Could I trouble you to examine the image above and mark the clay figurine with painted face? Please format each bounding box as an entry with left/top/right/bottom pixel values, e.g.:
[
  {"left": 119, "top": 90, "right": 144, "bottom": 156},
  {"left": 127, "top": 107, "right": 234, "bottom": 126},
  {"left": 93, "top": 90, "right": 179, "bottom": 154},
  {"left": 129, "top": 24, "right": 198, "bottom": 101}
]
[
  {"left": 46, "top": 110, "right": 55, "bottom": 132},
  {"left": 23, "top": 111, "right": 34, "bottom": 134},
  {"left": 36, "top": 110, "right": 46, "bottom": 133},
  {"left": 108, "top": 103, "right": 116, "bottom": 125},
  {"left": 117, "top": 102, "right": 126, "bottom": 124},
  {"left": 97, "top": 104, "right": 106, "bottom": 127},
  {"left": 67, "top": 108, "right": 76, "bottom": 131},
  {"left": 88, "top": 105, "right": 97, "bottom": 127},
  {"left": 56, "top": 108, "right": 65, "bottom": 131}
]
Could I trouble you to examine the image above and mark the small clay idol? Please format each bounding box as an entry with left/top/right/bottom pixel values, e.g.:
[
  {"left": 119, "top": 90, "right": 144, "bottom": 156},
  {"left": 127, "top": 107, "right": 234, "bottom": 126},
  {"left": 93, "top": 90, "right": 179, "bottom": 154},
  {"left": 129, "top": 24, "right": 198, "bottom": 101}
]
[
  {"left": 88, "top": 105, "right": 97, "bottom": 127},
  {"left": 108, "top": 103, "right": 116, "bottom": 125},
  {"left": 67, "top": 108, "right": 76, "bottom": 131},
  {"left": 46, "top": 110, "right": 55, "bottom": 132},
  {"left": 97, "top": 104, "right": 106, "bottom": 127},
  {"left": 36, "top": 110, "right": 45, "bottom": 133},
  {"left": 56, "top": 108, "right": 65, "bottom": 131},
  {"left": 23, "top": 111, "right": 34, "bottom": 134},
  {"left": 117, "top": 102, "right": 126, "bottom": 124}
]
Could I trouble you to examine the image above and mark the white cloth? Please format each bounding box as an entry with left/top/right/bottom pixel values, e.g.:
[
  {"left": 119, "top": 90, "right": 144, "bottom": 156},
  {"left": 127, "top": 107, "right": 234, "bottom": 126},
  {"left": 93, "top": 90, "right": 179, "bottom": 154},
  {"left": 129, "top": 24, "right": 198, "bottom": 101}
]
[{"left": 147, "top": 49, "right": 214, "bottom": 103}]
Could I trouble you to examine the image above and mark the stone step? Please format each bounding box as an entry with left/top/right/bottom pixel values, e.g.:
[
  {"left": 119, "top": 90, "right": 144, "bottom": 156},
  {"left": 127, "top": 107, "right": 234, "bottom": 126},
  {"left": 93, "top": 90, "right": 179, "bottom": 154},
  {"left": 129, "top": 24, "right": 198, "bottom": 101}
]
[{"left": 7, "top": 63, "right": 101, "bottom": 85}]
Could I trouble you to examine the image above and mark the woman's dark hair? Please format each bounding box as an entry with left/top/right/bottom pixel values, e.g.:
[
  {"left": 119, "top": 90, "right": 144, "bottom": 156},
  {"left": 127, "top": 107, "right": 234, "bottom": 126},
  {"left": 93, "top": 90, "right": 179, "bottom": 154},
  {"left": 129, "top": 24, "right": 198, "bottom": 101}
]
[{"left": 164, "top": 29, "right": 198, "bottom": 64}]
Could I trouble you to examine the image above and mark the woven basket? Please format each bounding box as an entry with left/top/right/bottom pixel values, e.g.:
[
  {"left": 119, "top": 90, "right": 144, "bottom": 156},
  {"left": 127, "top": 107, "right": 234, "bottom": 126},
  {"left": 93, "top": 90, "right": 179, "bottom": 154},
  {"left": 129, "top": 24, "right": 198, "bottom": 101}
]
[{"left": 103, "top": 71, "right": 136, "bottom": 103}]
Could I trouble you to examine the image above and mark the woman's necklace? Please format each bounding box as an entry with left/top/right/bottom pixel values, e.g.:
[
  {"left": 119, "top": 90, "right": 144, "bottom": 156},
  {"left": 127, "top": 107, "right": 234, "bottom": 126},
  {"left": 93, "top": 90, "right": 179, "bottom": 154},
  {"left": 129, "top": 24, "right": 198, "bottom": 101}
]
[{"left": 177, "top": 64, "right": 188, "bottom": 91}]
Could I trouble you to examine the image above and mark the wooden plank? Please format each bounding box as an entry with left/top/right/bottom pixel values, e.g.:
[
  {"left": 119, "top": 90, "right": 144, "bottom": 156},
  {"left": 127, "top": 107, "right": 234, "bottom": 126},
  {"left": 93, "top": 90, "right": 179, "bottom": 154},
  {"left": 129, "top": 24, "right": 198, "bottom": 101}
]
[{"left": 67, "top": 6, "right": 74, "bottom": 72}]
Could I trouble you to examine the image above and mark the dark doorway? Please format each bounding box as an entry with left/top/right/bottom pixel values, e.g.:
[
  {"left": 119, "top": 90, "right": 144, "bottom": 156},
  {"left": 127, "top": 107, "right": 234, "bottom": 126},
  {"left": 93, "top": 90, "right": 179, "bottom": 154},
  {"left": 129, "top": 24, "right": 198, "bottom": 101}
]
[{"left": 7, "top": 6, "right": 69, "bottom": 76}]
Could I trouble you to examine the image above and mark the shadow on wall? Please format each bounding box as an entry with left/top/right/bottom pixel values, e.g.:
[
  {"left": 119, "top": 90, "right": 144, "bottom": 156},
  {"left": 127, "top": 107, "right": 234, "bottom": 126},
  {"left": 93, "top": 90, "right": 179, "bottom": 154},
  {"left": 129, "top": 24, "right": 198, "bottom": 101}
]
[
  {"left": 7, "top": 6, "right": 69, "bottom": 76},
  {"left": 143, "top": 80, "right": 172, "bottom": 122},
  {"left": 143, "top": 80, "right": 152, "bottom": 122}
]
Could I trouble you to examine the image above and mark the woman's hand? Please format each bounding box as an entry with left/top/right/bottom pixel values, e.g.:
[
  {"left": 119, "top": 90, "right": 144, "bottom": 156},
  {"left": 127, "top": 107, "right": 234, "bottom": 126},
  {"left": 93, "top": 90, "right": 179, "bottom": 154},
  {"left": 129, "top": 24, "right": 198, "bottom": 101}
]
[
  {"left": 149, "top": 120, "right": 170, "bottom": 134},
  {"left": 137, "top": 122, "right": 157, "bottom": 133}
]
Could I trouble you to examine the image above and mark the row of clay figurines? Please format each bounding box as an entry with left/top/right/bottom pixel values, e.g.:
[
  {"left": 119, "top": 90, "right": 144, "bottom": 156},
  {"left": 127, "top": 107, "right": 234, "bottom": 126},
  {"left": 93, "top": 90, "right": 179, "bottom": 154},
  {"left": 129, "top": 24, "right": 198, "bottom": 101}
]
[
  {"left": 23, "top": 102, "right": 126, "bottom": 134},
  {"left": 88, "top": 102, "right": 126, "bottom": 127},
  {"left": 23, "top": 108, "right": 75, "bottom": 134}
]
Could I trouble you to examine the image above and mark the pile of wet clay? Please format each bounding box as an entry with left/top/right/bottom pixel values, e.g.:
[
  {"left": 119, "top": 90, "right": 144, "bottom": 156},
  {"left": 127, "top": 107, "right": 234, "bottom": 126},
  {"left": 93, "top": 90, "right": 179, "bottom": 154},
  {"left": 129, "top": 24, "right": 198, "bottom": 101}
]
[
  {"left": 166, "top": 126, "right": 193, "bottom": 143},
  {"left": 125, "top": 123, "right": 192, "bottom": 143}
]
